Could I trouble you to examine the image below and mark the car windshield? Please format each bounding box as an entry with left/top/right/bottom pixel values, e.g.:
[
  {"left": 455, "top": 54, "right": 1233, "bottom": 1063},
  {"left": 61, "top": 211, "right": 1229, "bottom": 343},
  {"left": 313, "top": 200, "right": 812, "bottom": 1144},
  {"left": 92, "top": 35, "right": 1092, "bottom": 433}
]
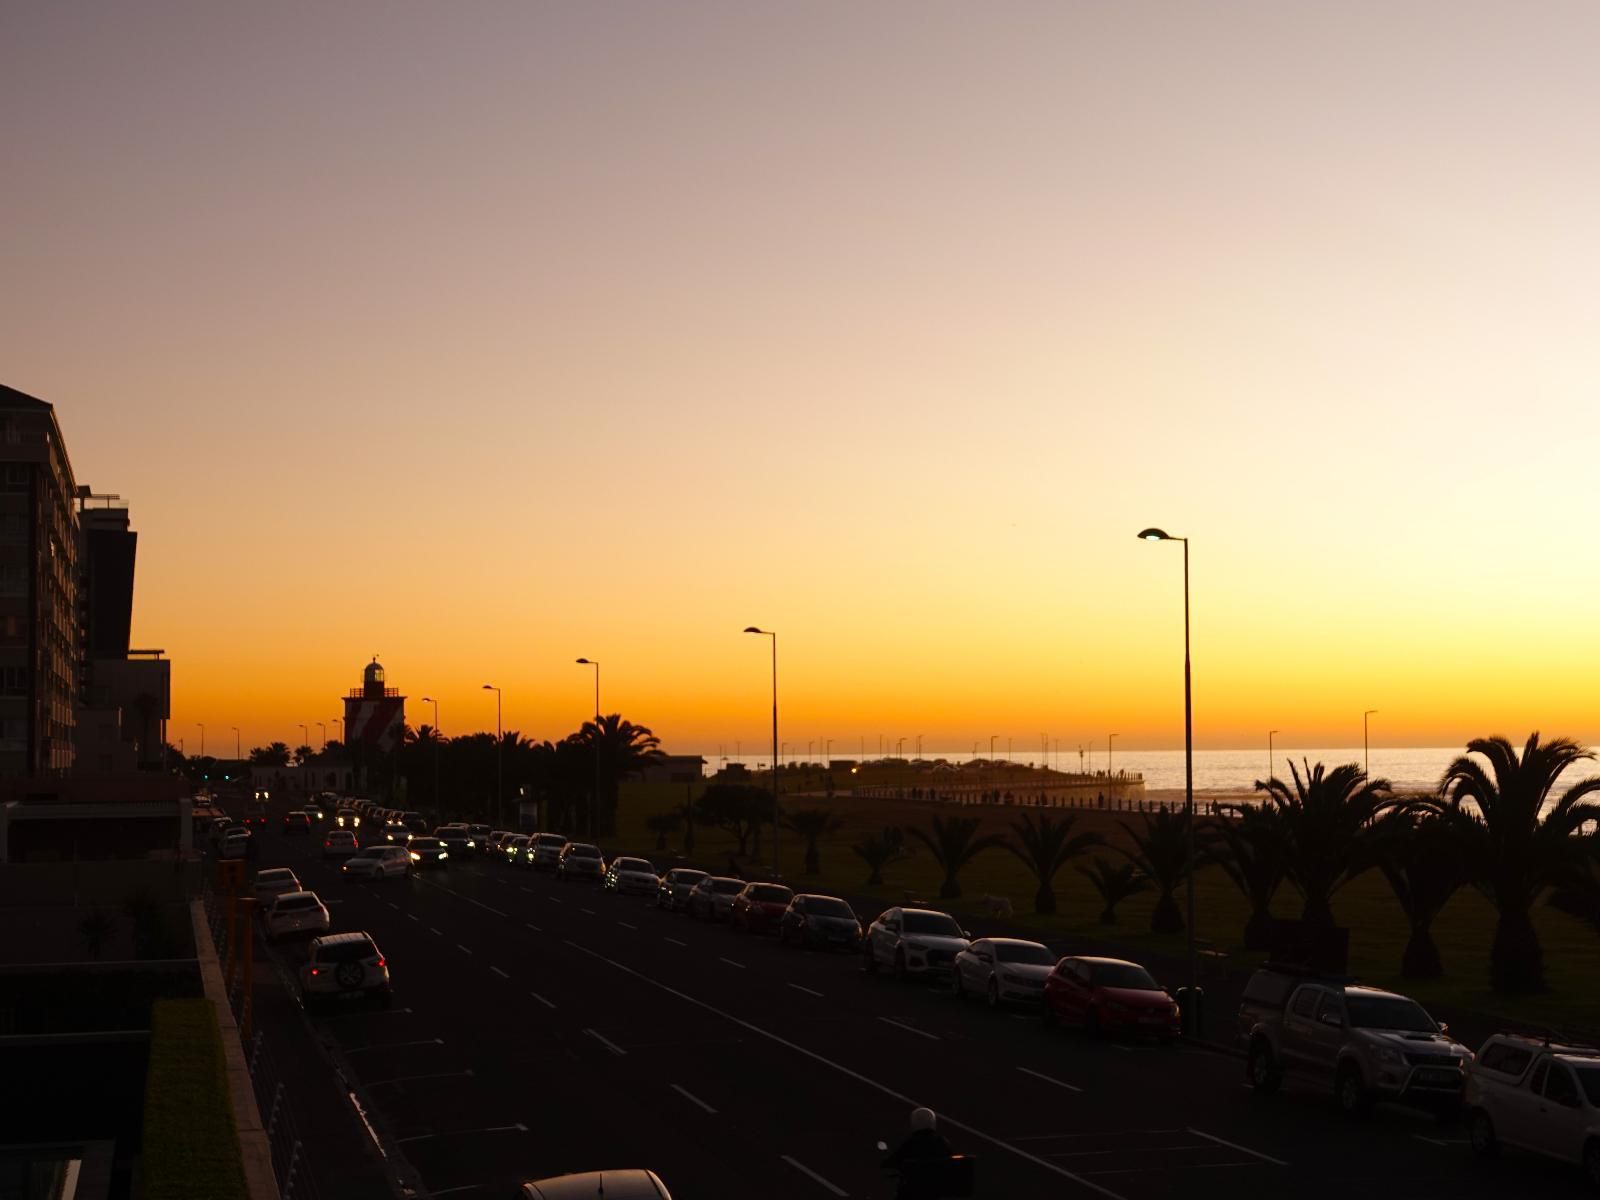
[
  {"left": 618, "top": 859, "right": 654, "bottom": 872},
  {"left": 806, "top": 897, "right": 854, "bottom": 918},
  {"left": 538, "top": 835, "right": 567, "bottom": 846},
  {"left": 902, "top": 913, "right": 963, "bottom": 937},
  {"left": 674, "top": 871, "right": 707, "bottom": 883},
  {"left": 349, "top": 849, "right": 382, "bottom": 860},
  {"left": 750, "top": 885, "right": 792, "bottom": 902},
  {"left": 1575, "top": 1066, "right": 1600, "bottom": 1108},
  {"left": 1345, "top": 995, "right": 1437, "bottom": 1033},
  {"left": 712, "top": 879, "right": 744, "bottom": 894},
  {"left": 316, "top": 939, "right": 377, "bottom": 963},
  {"left": 996, "top": 943, "right": 1055, "bottom": 966},
  {"left": 570, "top": 846, "right": 600, "bottom": 858},
  {"left": 411, "top": 839, "right": 442, "bottom": 849},
  {"left": 1091, "top": 963, "right": 1160, "bottom": 990},
  {"left": 259, "top": 870, "right": 293, "bottom": 883}
]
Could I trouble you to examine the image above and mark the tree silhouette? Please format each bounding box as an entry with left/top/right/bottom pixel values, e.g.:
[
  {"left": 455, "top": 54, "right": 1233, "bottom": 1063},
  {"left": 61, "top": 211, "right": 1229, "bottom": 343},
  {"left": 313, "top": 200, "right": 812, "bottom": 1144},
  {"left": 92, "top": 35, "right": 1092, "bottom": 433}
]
[
  {"left": 1549, "top": 833, "right": 1600, "bottom": 935},
  {"left": 1420, "top": 733, "right": 1600, "bottom": 994},
  {"left": 1209, "top": 803, "right": 1289, "bottom": 950},
  {"left": 1078, "top": 858, "right": 1148, "bottom": 925},
  {"left": 851, "top": 826, "right": 908, "bottom": 887},
  {"left": 907, "top": 815, "right": 1007, "bottom": 900},
  {"left": 293, "top": 744, "right": 315, "bottom": 766},
  {"left": 694, "top": 783, "right": 773, "bottom": 856},
  {"left": 1371, "top": 809, "right": 1468, "bottom": 979},
  {"left": 781, "top": 808, "right": 845, "bottom": 875},
  {"left": 1255, "top": 760, "right": 1397, "bottom": 929},
  {"left": 1004, "top": 811, "right": 1102, "bottom": 915},
  {"left": 249, "top": 742, "right": 291, "bottom": 767},
  {"left": 1118, "top": 808, "right": 1194, "bottom": 934},
  {"left": 577, "top": 714, "right": 666, "bottom": 835},
  {"left": 645, "top": 810, "right": 682, "bottom": 851}
]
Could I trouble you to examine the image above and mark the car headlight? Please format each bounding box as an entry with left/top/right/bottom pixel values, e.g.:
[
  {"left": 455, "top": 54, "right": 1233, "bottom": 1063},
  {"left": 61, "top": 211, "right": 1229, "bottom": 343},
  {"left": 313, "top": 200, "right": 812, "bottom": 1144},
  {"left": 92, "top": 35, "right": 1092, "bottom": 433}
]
[
  {"left": 439, "top": 851, "right": 449, "bottom": 859},
  {"left": 466, "top": 841, "right": 475, "bottom": 848},
  {"left": 410, "top": 852, "right": 421, "bottom": 862},
  {"left": 1375, "top": 1046, "right": 1405, "bottom": 1066}
]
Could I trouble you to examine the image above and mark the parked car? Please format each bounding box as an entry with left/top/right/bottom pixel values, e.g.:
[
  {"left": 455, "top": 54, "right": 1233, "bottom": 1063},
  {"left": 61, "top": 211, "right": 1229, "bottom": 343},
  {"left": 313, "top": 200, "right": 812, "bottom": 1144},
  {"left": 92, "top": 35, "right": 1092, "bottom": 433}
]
[
  {"left": 778, "top": 894, "right": 861, "bottom": 950},
  {"left": 527, "top": 832, "right": 569, "bottom": 870},
  {"left": 1045, "top": 956, "right": 1180, "bottom": 1040},
  {"left": 282, "top": 811, "right": 311, "bottom": 836},
  {"left": 501, "top": 834, "right": 530, "bottom": 864},
  {"left": 730, "top": 882, "right": 794, "bottom": 934},
  {"left": 299, "top": 932, "right": 391, "bottom": 1010},
  {"left": 407, "top": 836, "right": 450, "bottom": 869},
  {"left": 322, "top": 830, "right": 360, "bottom": 859},
  {"left": 342, "top": 846, "right": 412, "bottom": 880},
  {"left": 220, "top": 829, "right": 254, "bottom": 860},
  {"left": 557, "top": 843, "right": 605, "bottom": 883},
  {"left": 208, "top": 816, "right": 237, "bottom": 845},
  {"left": 1466, "top": 1033, "right": 1600, "bottom": 1184},
  {"left": 862, "top": 907, "right": 969, "bottom": 981},
  {"left": 253, "top": 867, "right": 302, "bottom": 905},
  {"left": 954, "top": 938, "right": 1055, "bottom": 1007},
  {"left": 687, "top": 876, "right": 746, "bottom": 921},
  {"left": 656, "top": 868, "right": 709, "bottom": 911},
  {"left": 519, "top": 1170, "right": 671, "bottom": 1199},
  {"left": 265, "top": 891, "right": 331, "bottom": 941},
  {"left": 1240, "top": 968, "right": 1470, "bottom": 1113},
  {"left": 603, "top": 857, "right": 660, "bottom": 896}
]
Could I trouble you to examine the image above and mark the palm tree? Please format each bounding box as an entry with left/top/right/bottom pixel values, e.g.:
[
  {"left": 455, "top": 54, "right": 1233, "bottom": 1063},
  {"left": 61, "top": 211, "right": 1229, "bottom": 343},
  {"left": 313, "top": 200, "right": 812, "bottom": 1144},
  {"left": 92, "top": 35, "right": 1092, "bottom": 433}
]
[
  {"left": 782, "top": 808, "right": 845, "bottom": 875},
  {"left": 1208, "top": 803, "right": 1289, "bottom": 950},
  {"left": 907, "top": 815, "right": 1007, "bottom": 899},
  {"left": 577, "top": 714, "right": 667, "bottom": 835},
  {"left": 851, "top": 826, "right": 907, "bottom": 887},
  {"left": 249, "top": 742, "right": 291, "bottom": 767},
  {"left": 1549, "top": 833, "right": 1600, "bottom": 935},
  {"left": 1078, "top": 859, "right": 1148, "bottom": 925},
  {"left": 645, "top": 810, "right": 682, "bottom": 851},
  {"left": 1421, "top": 733, "right": 1600, "bottom": 994},
  {"left": 1370, "top": 809, "right": 1468, "bottom": 979},
  {"left": 1118, "top": 808, "right": 1194, "bottom": 934},
  {"left": 1004, "top": 812, "right": 1102, "bottom": 914},
  {"left": 1255, "top": 760, "right": 1397, "bottom": 929}
]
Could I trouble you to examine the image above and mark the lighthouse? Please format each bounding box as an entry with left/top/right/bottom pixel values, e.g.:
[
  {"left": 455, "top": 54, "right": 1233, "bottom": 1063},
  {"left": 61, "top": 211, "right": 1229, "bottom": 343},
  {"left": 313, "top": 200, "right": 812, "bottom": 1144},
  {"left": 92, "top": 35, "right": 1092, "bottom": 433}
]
[{"left": 342, "top": 657, "right": 406, "bottom": 754}]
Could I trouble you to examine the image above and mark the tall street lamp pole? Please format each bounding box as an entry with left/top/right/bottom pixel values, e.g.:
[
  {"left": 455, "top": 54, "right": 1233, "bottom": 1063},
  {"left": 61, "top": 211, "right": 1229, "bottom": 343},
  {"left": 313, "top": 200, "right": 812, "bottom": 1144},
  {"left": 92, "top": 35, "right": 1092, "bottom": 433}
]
[
  {"left": 421, "top": 697, "right": 440, "bottom": 811},
  {"left": 576, "top": 660, "right": 601, "bottom": 837},
  {"left": 483, "top": 685, "right": 502, "bottom": 827},
  {"left": 317, "top": 722, "right": 326, "bottom": 751},
  {"left": 197, "top": 723, "right": 205, "bottom": 757},
  {"left": 743, "top": 627, "right": 779, "bottom": 873},
  {"left": 1139, "top": 526, "right": 1196, "bottom": 1022},
  {"left": 1108, "top": 732, "right": 1119, "bottom": 778},
  {"left": 1268, "top": 729, "right": 1279, "bottom": 782},
  {"left": 1363, "top": 710, "right": 1378, "bottom": 778},
  {"left": 232, "top": 727, "right": 240, "bottom": 762}
]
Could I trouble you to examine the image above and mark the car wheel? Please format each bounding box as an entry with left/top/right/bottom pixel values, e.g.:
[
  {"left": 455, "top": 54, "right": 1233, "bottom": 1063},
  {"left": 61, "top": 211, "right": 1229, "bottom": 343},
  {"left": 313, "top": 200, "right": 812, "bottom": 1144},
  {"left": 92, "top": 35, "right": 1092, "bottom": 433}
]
[
  {"left": 1247, "top": 1039, "right": 1283, "bottom": 1093},
  {"left": 986, "top": 979, "right": 1000, "bottom": 1010},
  {"left": 1468, "top": 1109, "right": 1498, "bottom": 1159},
  {"left": 1336, "top": 1064, "right": 1372, "bottom": 1116},
  {"left": 894, "top": 950, "right": 909, "bottom": 983}
]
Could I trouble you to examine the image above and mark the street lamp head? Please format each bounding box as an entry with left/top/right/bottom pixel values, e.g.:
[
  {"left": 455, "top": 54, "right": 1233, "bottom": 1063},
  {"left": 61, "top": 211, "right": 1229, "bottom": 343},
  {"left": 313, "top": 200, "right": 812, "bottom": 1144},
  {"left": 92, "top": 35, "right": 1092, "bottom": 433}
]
[
  {"left": 422, "top": 696, "right": 433, "bottom": 703},
  {"left": 576, "top": 657, "right": 593, "bottom": 665},
  {"left": 482, "top": 684, "right": 495, "bottom": 691},
  {"left": 742, "top": 626, "right": 766, "bottom": 635},
  {"left": 1137, "top": 527, "right": 1171, "bottom": 542}
]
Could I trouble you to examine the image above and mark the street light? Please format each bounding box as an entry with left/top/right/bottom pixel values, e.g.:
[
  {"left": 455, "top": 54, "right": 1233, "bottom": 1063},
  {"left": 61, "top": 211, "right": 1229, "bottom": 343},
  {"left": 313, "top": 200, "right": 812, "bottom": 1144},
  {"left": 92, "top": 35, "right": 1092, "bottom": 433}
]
[
  {"left": 421, "top": 697, "right": 441, "bottom": 809},
  {"left": 317, "top": 722, "right": 326, "bottom": 751},
  {"left": 231, "top": 726, "right": 241, "bottom": 762},
  {"left": 196, "top": 723, "right": 205, "bottom": 757},
  {"left": 743, "top": 627, "right": 780, "bottom": 873},
  {"left": 1108, "top": 732, "right": 1119, "bottom": 777},
  {"left": 576, "top": 660, "right": 602, "bottom": 837},
  {"left": 1268, "top": 729, "right": 1280, "bottom": 782},
  {"left": 1137, "top": 525, "right": 1197, "bottom": 1024},
  {"left": 483, "top": 685, "right": 502, "bottom": 827},
  {"left": 989, "top": 734, "right": 997, "bottom": 759},
  {"left": 1363, "top": 710, "right": 1378, "bottom": 778}
]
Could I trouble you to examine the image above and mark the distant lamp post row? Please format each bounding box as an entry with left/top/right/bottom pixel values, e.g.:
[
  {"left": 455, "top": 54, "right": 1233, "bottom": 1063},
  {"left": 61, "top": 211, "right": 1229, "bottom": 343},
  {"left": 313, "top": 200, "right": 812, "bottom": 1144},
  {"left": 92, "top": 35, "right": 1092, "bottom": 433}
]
[
  {"left": 576, "top": 659, "right": 601, "bottom": 838},
  {"left": 744, "top": 626, "right": 779, "bottom": 872}
]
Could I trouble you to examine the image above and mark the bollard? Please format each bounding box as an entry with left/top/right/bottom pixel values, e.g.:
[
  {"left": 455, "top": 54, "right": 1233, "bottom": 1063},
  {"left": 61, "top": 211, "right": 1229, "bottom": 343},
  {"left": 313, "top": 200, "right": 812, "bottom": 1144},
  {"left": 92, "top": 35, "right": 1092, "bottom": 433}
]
[{"left": 1175, "top": 986, "right": 1207, "bottom": 1038}]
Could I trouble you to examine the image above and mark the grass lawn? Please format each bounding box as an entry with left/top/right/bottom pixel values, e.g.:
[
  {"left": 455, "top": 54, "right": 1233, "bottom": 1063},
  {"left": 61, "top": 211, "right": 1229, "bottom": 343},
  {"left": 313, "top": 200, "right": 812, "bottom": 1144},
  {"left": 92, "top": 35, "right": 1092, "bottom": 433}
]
[
  {"left": 616, "top": 779, "right": 1600, "bottom": 1035},
  {"left": 140, "top": 998, "right": 249, "bottom": 1200}
]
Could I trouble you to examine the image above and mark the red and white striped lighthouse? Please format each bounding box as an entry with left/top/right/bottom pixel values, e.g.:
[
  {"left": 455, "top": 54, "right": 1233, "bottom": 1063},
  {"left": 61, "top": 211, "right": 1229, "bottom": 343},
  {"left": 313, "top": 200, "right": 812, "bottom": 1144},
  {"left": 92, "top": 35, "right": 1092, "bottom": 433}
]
[{"left": 343, "top": 657, "right": 406, "bottom": 753}]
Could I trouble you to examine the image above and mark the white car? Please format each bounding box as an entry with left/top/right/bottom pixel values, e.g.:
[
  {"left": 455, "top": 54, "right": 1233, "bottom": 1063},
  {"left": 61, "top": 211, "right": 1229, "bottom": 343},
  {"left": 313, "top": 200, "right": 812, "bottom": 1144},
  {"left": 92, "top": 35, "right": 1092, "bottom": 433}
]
[
  {"left": 1467, "top": 1034, "right": 1600, "bottom": 1185},
  {"left": 656, "top": 868, "right": 709, "bottom": 911},
  {"left": 527, "top": 832, "right": 568, "bottom": 870},
  {"left": 219, "top": 829, "right": 253, "bottom": 860},
  {"left": 557, "top": 842, "right": 605, "bottom": 882},
  {"left": 252, "top": 868, "right": 302, "bottom": 906},
  {"left": 265, "top": 890, "right": 331, "bottom": 941},
  {"left": 603, "top": 857, "right": 659, "bottom": 895},
  {"left": 863, "top": 907, "right": 970, "bottom": 981},
  {"left": 341, "top": 845, "right": 412, "bottom": 880},
  {"left": 322, "top": 830, "right": 359, "bottom": 859},
  {"left": 299, "top": 931, "right": 391, "bottom": 1010},
  {"left": 954, "top": 937, "right": 1056, "bottom": 1007},
  {"left": 686, "top": 876, "right": 744, "bottom": 921}
]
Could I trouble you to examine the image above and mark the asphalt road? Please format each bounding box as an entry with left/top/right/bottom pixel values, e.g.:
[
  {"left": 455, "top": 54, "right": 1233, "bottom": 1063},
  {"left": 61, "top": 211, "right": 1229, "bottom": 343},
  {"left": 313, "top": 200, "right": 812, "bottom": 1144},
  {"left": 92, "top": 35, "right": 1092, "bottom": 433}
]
[{"left": 241, "top": 820, "right": 1589, "bottom": 1200}]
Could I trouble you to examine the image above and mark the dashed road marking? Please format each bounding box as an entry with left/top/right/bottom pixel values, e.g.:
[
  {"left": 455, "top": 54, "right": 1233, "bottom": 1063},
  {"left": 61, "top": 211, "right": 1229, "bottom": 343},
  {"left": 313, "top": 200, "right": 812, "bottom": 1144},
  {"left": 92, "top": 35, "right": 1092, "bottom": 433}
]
[
  {"left": 457, "top": 944, "right": 473, "bottom": 956},
  {"left": 584, "top": 1028, "right": 626, "bottom": 1056},
  {"left": 467, "top": 898, "right": 506, "bottom": 917},
  {"left": 618, "top": 921, "right": 637, "bottom": 930},
  {"left": 489, "top": 966, "right": 510, "bottom": 979},
  {"left": 368, "top": 1069, "right": 475, "bottom": 1088},
  {"left": 407, "top": 914, "right": 420, "bottom": 923},
  {"left": 430, "top": 927, "right": 443, "bottom": 936},
  {"left": 878, "top": 1017, "right": 938, "bottom": 1042},
  {"left": 788, "top": 983, "right": 824, "bottom": 998},
  {"left": 665, "top": 937, "right": 687, "bottom": 947},
  {"left": 347, "top": 1037, "right": 445, "bottom": 1054},
  {"left": 529, "top": 991, "right": 556, "bottom": 1010},
  {"left": 1186, "top": 1129, "right": 1287, "bottom": 1167},
  {"left": 526, "top": 922, "right": 543, "bottom": 933},
  {"left": 670, "top": 1083, "right": 717, "bottom": 1114},
  {"left": 580, "top": 907, "right": 596, "bottom": 915},
  {"left": 718, "top": 957, "right": 747, "bottom": 970},
  {"left": 781, "top": 1155, "right": 849, "bottom": 1197},
  {"left": 395, "top": 1122, "right": 527, "bottom": 1144},
  {"left": 1017, "top": 1066, "right": 1083, "bottom": 1093}
]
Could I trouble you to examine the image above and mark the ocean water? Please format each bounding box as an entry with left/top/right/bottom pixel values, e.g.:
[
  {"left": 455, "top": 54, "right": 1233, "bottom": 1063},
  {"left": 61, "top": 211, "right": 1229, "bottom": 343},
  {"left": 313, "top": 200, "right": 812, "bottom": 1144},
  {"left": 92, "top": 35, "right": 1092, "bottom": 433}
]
[{"left": 698, "top": 746, "right": 1600, "bottom": 795}]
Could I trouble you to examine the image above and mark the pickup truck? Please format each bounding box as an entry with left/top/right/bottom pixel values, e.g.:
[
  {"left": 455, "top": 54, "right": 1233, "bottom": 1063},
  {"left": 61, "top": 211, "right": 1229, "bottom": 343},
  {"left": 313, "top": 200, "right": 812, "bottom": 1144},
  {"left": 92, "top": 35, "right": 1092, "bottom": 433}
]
[
  {"left": 1238, "top": 966, "right": 1472, "bottom": 1115},
  {"left": 1465, "top": 1033, "right": 1600, "bottom": 1186}
]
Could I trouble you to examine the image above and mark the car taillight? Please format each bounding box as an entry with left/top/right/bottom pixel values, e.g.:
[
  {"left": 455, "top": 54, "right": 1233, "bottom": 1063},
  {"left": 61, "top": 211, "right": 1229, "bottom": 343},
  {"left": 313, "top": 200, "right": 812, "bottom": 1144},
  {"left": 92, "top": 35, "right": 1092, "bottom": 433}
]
[
  {"left": 324, "top": 840, "right": 331, "bottom": 846},
  {"left": 376, "top": 958, "right": 385, "bottom": 968},
  {"left": 310, "top": 967, "right": 319, "bottom": 976}
]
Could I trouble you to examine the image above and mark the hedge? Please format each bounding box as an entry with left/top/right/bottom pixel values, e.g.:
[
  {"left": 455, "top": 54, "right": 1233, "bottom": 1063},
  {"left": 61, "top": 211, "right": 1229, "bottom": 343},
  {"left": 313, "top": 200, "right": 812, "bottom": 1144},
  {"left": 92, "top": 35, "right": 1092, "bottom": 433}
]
[{"left": 139, "top": 998, "right": 249, "bottom": 1200}]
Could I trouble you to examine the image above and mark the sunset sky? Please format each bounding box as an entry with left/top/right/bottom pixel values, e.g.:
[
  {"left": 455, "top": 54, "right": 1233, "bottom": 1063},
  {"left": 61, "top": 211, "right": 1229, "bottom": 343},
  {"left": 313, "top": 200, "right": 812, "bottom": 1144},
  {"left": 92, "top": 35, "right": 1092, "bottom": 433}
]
[{"left": 5, "top": 2, "right": 1599, "bottom": 756}]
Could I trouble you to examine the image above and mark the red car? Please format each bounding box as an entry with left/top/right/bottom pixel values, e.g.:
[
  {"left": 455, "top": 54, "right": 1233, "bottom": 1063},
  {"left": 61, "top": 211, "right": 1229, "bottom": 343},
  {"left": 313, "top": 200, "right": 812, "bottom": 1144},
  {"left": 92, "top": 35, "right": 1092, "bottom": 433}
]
[
  {"left": 1043, "top": 956, "right": 1181, "bottom": 1039},
  {"left": 730, "top": 882, "right": 794, "bottom": 934}
]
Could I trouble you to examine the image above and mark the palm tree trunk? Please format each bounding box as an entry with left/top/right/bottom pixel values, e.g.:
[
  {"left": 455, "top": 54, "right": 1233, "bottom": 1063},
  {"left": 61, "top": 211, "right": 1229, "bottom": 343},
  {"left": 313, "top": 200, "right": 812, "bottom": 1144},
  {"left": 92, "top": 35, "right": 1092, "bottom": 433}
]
[
  {"left": 1490, "top": 904, "right": 1545, "bottom": 994},
  {"left": 1151, "top": 890, "right": 1184, "bottom": 935},
  {"left": 1300, "top": 892, "right": 1335, "bottom": 929},
  {"left": 804, "top": 841, "right": 820, "bottom": 875},
  {"left": 1243, "top": 907, "right": 1274, "bottom": 951},
  {"left": 940, "top": 874, "right": 961, "bottom": 899},
  {"left": 1034, "top": 885, "right": 1056, "bottom": 915},
  {"left": 1400, "top": 921, "right": 1444, "bottom": 979}
]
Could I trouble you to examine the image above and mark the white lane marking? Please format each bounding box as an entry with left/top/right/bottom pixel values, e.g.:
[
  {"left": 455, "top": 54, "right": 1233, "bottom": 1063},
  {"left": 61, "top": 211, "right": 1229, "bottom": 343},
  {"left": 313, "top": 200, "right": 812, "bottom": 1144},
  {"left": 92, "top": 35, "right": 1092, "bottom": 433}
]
[
  {"left": 395, "top": 1122, "right": 527, "bottom": 1144},
  {"left": 580, "top": 907, "right": 596, "bottom": 915},
  {"left": 789, "top": 983, "right": 824, "bottom": 998},
  {"left": 467, "top": 897, "right": 506, "bottom": 917},
  {"left": 618, "top": 921, "right": 637, "bottom": 930},
  {"left": 407, "top": 914, "right": 420, "bottom": 923},
  {"left": 561, "top": 939, "right": 1124, "bottom": 1200},
  {"left": 489, "top": 966, "right": 510, "bottom": 979},
  {"left": 878, "top": 1017, "right": 938, "bottom": 1042},
  {"left": 1186, "top": 1129, "right": 1288, "bottom": 1167},
  {"left": 548, "top": 897, "right": 563, "bottom": 905},
  {"left": 1412, "top": 1135, "right": 1469, "bottom": 1148},
  {"left": 781, "top": 1155, "right": 849, "bottom": 1197},
  {"left": 526, "top": 922, "right": 544, "bottom": 933},
  {"left": 368, "top": 1069, "right": 475, "bottom": 1088},
  {"left": 718, "top": 957, "right": 747, "bottom": 970},
  {"left": 664, "top": 937, "right": 687, "bottom": 948},
  {"left": 520, "top": 886, "right": 534, "bottom": 893},
  {"left": 584, "top": 1028, "right": 627, "bottom": 1056},
  {"left": 670, "top": 1083, "right": 717, "bottom": 1114},
  {"left": 346, "top": 1037, "right": 445, "bottom": 1054},
  {"left": 529, "top": 991, "right": 557, "bottom": 1010},
  {"left": 429, "top": 927, "right": 443, "bottom": 936},
  {"left": 386, "top": 901, "right": 399, "bottom": 910},
  {"left": 430, "top": 1187, "right": 483, "bottom": 1197},
  {"left": 1016, "top": 1066, "right": 1083, "bottom": 1093},
  {"left": 456, "top": 944, "right": 473, "bottom": 956}
]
